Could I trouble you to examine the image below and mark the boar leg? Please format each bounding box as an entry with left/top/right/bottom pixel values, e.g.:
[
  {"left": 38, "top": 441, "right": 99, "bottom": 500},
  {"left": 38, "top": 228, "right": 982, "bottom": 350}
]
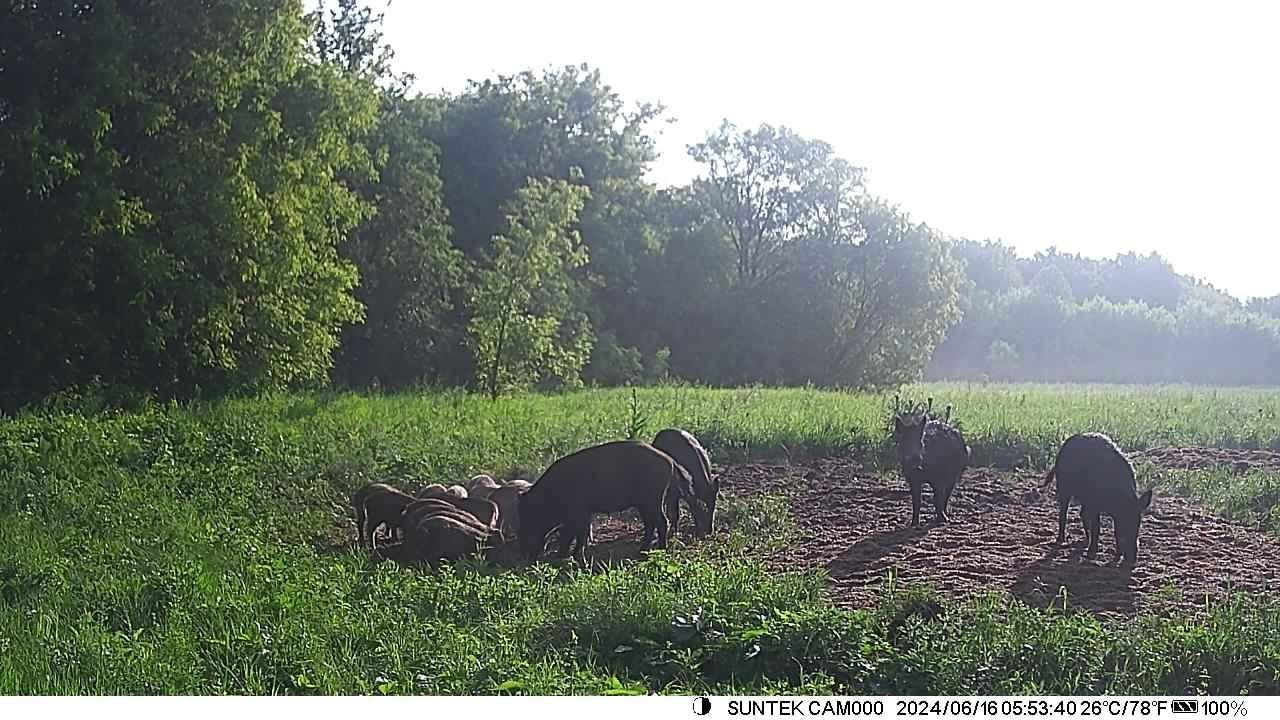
[
  {"left": 568, "top": 524, "right": 596, "bottom": 559},
  {"left": 664, "top": 488, "right": 681, "bottom": 538},
  {"left": 653, "top": 505, "right": 670, "bottom": 549},
  {"left": 571, "top": 528, "right": 591, "bottom": 566},
  {"left": 639, "top": 519, "right": 655, "bottom": 550},
  {"left": 909, "top": 480, "right": 923, "bottom": 528},
  {"left": 553, "top": 525, "right": 574, "bottom": 559},
  {"left": 558, "top": 516, "right": 591, "bottom": 563},
  {"left": 1083, "top": 507, "right": 1101, "bottom": 559},
  {"left": 1056, "top": 495, "right": 1070, "bottom": 545},
  {"left": 356, "top": 504, "right": 369, "bottom": 548},
  {"left": 569, "top": 521, "right": 592, "bottom": 564},
  {"left": 933, "top": 481, "right": 956, "bottom": 524},
  {"left": 637, "top": 496, "right": 670, "bottom": 551}
]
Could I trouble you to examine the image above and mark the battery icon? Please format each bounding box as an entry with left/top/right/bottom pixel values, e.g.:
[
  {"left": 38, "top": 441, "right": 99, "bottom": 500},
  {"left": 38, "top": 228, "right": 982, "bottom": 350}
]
[{"left": 1172, "top": 700, "right": 1199, "bottom": 714}]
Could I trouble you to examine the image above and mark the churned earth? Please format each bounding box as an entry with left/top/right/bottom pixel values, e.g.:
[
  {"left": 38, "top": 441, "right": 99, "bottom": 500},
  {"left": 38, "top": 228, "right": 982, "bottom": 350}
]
[{"left": 589, "top": 451, "right": 1280, "bottom": 617}]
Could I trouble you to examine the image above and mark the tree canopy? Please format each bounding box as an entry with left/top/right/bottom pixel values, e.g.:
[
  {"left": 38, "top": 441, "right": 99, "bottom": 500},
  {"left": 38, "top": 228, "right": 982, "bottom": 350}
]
[
  {"left": 2, "top": 0, "right": 1276, "bottom": 411},
  {"left": 1, "top": 0, "right": 374, "bottom": 409}
]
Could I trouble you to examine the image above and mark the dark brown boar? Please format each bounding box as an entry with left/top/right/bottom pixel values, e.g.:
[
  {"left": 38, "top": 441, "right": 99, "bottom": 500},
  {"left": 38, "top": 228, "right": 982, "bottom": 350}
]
[
  {"left": 891, "top": 410, "right": 971, "bottom": 527},
  {"left": 517, "top": 440, "right": 700, "bottom": 563},
  {"left": 1043, "top": 432, "right": 1154, "bottom": 564},
  {"left": 466, "top": 474, "right": 501, "bottom": 499},
  {"left": 488, "top": 484, "right": 530, "bottom": 542},
  {"left": 653, "top": 428, "right": 717, "bottom": 537}
]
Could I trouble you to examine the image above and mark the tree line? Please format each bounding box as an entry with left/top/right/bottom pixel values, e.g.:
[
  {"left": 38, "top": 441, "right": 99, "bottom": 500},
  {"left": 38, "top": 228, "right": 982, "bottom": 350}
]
[
  {"left": 928, "top": 245, "right": 1280, "bottom": 384},
  {"left": 3, "top": 1, "right": 1277, "bottom": 411}
]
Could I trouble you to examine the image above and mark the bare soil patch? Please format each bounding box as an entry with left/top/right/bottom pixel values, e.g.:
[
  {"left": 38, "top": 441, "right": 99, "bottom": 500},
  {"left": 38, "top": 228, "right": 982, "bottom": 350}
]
[
  {"left": 590, "top": 455, "right": 1280, "bottom": 617},
  {"left": 337, "top": 449, "right": 1280, "bottom": 617}
]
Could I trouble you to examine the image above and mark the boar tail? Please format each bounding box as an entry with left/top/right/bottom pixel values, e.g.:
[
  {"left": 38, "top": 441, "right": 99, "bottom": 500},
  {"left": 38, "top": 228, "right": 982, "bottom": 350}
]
[
  {"left": 1041, "top": 464, "right": 1057, "bottom": 489},
  {"left": 670, "top": 461, "right": 705, "bottom": 513}
]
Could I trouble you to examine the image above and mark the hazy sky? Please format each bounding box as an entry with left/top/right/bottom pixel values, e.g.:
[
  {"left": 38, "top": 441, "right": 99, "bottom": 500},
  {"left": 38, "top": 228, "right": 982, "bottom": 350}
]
[{"left": 381, "top": 0, "right": 1280, "bottom": 300}]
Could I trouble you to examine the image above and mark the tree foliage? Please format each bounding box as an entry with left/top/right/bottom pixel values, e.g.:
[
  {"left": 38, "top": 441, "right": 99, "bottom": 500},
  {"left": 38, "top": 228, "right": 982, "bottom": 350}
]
[
  {"left": 818, "top": 200, "right": 964, "bottom": 387},
  {"left": 0, "top": 0, "right": 374, "bottom": 409},
  {"left": 419, "top": 64, "right": 666, "bottom": 383},
  {"left": 306, "top": 0, "right": 462, "bottom": 388},
  {"left": 332, "top": 94, "right": 461, "bottom": 388},
  {"left": 1247, "top": 295, "right": 1280, "bottom": 320},
  {"left": 427, "top": 64, "right": 661, "bottom": 257},
  {"left": 691, "top": 121, "right": 863, "bottom": 286},
  {"left": 467, "top": 178, "right": 593, "bottom": 399},
  {"left": 308, "top": 0, "right": 399, "bottom": 84},
  {"left": 656, "top": 125, "right": 961, "bottom": 387},
  {"left": 3, "top": 2, "right": 1275, "bottom": 410},
  {"left": 928, "top": 242, "right": 1280, "bottom": 384}
]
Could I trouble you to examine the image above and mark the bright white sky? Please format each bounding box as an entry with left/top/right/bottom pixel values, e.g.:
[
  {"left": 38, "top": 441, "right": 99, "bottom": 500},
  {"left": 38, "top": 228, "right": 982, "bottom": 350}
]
[{"left": 382, "top": 0, "right": 1280, "bottom": 301}]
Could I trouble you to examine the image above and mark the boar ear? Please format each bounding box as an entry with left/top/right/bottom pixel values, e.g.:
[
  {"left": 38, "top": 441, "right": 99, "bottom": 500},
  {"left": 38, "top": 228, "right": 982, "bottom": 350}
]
[
  {"left": 893, "top": 416, "right": 904, "bottom": 431},
  {"left": 1137, "top": 489, "right": 1153, "bottom": 512}
]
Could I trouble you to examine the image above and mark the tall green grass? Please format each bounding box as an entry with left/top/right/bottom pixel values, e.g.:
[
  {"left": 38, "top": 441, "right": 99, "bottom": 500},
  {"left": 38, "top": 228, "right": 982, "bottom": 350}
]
[
  {"left": 1144, "top": 465, "right": 1280, "bottom": 534},
  {"left": 2, "top": 384, "right": 1280, "bottom": 694},
  {"left": 22, "top": 382, "right": 1279, "bottom": 472}
]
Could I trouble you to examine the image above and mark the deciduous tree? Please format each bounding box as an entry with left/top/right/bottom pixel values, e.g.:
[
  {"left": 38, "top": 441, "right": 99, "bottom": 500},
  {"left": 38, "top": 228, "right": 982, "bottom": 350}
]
[{"left": 467, "top": 178, "right": 594, "bottom": 399}]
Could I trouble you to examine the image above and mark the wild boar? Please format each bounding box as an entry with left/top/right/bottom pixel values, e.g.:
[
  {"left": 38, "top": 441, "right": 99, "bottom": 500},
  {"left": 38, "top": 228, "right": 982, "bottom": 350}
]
[
  {"left": 892, "top": 410, "right": 971, "bottom": 527},
  {"left": 1044, "top": 432, "right": 1153, "bottom": 564},
  {"left": 517, "top": 440, "right": 701, "bottom": 563},
  {"left": 351, "top": 482, "right": 416, "bottom": 548},
  {"left": 653, "top": 428, "right": 717, "bottom": 536}
]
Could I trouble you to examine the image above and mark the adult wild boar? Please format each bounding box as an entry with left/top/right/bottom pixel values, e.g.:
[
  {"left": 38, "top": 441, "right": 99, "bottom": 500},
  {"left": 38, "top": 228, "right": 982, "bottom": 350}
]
[
  {"left": 517, "top": 440, "right": 701, "bottom": 562},
  {"left": 892, "top": 409, "right": 971, "bottom": 527},
  {"left": 1044, "top": 432, "right": 1153, "bottom": 564},
  {"left": 652, "top": 428, "right": 717, "bottom": 536}
]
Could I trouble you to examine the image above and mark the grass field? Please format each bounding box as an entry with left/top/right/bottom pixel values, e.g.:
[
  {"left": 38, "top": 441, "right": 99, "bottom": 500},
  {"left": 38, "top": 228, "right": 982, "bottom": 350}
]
[{"left": 3, "top": 384, "right": 1280, "bottom": 694}]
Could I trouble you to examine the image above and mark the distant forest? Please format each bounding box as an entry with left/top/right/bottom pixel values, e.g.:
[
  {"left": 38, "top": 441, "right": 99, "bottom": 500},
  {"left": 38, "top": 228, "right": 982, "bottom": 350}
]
[{"left": 4, "top": 0, "right": 1280, "bottom": 411}]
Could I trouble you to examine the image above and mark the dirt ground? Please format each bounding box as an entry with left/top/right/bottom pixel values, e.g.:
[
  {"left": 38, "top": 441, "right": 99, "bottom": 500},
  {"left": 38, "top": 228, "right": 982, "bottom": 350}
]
[{"left": 588, "top": 450, "right": 1280, "bottom": 617}]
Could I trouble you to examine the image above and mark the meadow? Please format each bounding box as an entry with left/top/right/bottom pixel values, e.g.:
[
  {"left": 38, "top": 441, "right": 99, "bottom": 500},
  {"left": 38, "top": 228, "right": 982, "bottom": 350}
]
[{"left": 2, "top": 383, "right": 1280, "bottom": 694}]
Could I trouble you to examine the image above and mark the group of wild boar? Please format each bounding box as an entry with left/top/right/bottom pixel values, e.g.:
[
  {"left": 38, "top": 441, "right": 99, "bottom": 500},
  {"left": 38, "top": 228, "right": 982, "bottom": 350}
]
[
  {"left": 350, "top": 428, "right": 718, "bottom": 566},
  {"left": 351, "top": 403, "right": 1156, "bottom": 570},
  {"left": 892, "top": 399, "right": 1154, "bottom": 565}
]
